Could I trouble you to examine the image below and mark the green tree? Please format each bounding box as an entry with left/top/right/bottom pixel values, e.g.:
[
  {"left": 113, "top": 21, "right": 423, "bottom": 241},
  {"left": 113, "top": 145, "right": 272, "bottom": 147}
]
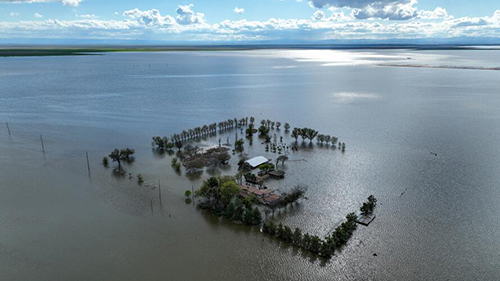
[
  {"left": 108, "top": 148, "right": 135, "bottom": 171},
  {"left": 185, "top": 190, "right": 192, "bottom": 198},
  {"left": 137, "top": 174, "right": 144, "bottom": 184},
  {"left": 220, "top": 181, "right": 240, "bottom": 207},
  {"left": 291, "top": 128, "right": 300, "bottom": 141},
  {"left": 225, "top": 202, "right": 236, "bottom": 219},
  {"left": 102, "top": 157, "right": 109, "bottom": 167},
  {"left": 292, "top": 228, "right": 303, "bottom": 246},
  {"left": 284, "top": 123, "right": 290, "bottom": 131},
  {"left": 258, "top": 125, "right": 269, "bottom": 137},
  {"left": 243, "top": 208, "right": 254, "bottom": 224},
  {"left": 258, "top": 163, "right": 275, "bottom": 174},
  {"left": 252, "top": 207, "right": 262, "bottom": 225},
  {"left": 283, "top": 226, "right": 293, "bottom": 242},
  {"left": 233, "top": 205, "right": 244, "bottom": 221}
]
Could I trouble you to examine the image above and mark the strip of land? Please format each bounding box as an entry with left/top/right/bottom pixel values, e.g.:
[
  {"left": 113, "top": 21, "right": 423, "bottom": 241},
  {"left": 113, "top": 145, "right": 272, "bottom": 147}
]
[{"left": 1, "top": 44, "right": 499, "bottom": 57}]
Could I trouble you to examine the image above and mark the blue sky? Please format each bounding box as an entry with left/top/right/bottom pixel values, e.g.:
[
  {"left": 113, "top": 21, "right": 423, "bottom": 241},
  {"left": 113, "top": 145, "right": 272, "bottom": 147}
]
[{"left": 0, "top": 0, "right": 499, "bottom": 43}]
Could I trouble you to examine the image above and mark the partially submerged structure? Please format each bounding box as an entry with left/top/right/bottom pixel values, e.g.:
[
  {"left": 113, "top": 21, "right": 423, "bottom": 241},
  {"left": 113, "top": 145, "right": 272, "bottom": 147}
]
[
  {"left": 268, "top": 170, "right": 285, "bottom": 179},
  {"left": 239, "top": 184, "right": 282, "bottom": 206},
  {"left": 244, "top": 156, "right": 269, "bottom": 169},
  {"left": 355, "top": 214, "right": 376, "bottom": 226}
]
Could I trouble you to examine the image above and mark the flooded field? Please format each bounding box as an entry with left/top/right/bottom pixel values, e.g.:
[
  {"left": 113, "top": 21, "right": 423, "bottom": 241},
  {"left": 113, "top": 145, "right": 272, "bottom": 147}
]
[{"left": 1, "top": 49, "right": 500, "bottom": 280}]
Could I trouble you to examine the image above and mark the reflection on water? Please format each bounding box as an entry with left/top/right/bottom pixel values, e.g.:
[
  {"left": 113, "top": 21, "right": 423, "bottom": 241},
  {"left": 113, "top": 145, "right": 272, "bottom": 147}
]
[{"left": 1, "top": 49, "right": 500, "bottom": 281}]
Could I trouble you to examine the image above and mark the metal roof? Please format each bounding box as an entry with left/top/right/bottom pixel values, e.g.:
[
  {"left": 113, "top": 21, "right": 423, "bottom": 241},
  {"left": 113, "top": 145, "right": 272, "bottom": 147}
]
[{"left": 245, "top": 156, "right": 269, "bottom": 168}]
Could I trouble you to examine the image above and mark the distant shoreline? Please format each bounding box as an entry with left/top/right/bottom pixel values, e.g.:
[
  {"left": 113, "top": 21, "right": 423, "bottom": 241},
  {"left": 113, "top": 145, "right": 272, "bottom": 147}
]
[{"left": 1, "top": 44, "right": 500, "bottom": 58}]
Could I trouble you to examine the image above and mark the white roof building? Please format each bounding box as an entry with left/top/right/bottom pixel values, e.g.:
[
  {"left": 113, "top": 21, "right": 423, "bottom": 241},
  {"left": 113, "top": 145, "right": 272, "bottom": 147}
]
[{"left": 245, "top": 156, "right": 270, "bottom": 168}]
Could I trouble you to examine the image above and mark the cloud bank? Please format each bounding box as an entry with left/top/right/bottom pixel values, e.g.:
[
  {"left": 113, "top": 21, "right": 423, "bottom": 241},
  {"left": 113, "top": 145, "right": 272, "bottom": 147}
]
[
  {"left": 0, "top": 3, "right": 499, "bottom": 43},
  {"left": 0, "top": 0, "right": 82, "bottom": 6}
]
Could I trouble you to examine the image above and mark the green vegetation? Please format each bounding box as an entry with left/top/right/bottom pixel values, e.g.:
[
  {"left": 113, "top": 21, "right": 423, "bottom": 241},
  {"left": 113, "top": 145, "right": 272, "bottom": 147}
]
[
  {"left": 262, "top": 212, "right": 358, "bottom": 258},
  {"left": 108, "top": 148, "right": 135, "bottom": 171},
  {"left": 152, "top": 136, "right": 174, "bottom": 150},
  {"left": 0, "top": 47, "right": 256, "bottom": 57},
  {"left": 137, "top": 174, "right": 144, "bottom": 184},
  {"left": 102, "top": 156, "right": 109, "bottom": 167},
  {"left": 171, "top": 157, "right": 181, "bottom": 171},
  {"left": 291, "top": 128, "right": 300, "bottom": 141},
  {"left": 360, "top": 195, "right": 377, "bottom": 215},
  {"left": 195, "top": 176, "right": 262, "bottom": 226},
  {"left": 185, "top": 190, "right": 192, "bottom": 198},
  {"left": 235, "top": 138, "right": 245, "bottom": 151},
  {"left": 258, "top": 163, "right": 275, "bottom": 174},
  {"left": 279, "top": 185, "right": 306, "bottom": 208},
  {"left": 258, "top": 125, "right": 270, "bottom": 138}
]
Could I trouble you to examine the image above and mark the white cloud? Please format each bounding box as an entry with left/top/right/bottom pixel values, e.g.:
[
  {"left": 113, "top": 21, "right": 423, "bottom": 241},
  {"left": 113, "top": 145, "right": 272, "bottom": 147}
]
[
  {"left": 234, "top": 7, "right": 245, "bottom": 14},
  {"left": 123, "top": 8, "right": 176, "bottom": 27},
  {"left": 61, "top": 0, "right": 81, "bottom": 7},
  {"left": 310, "top": 0, "right": 419, "bottom": 20},
  {"left": 0, "top": 7, "right": 499, "bottom": 42},
  {"left": 418, "top": 7, "right": 452, "bottom": 20},
  {"left": 76, "top": 14, "right": 97, "bottom": 19},
  {"left": 34, "top": 12, "right": 43, "bottom": 18},
  {"left": 310, "top": 0, "right": 410, "bottom": 9},
  {"left": 175, "top": 4, "right": 205, "bottom": 25},
  {"left": 10, "top": 12, "right": 19, "bottom": 16},
  {"left": 350, "top": 1, "right": 417, "bottom": 20},
  {"left": 312, "top": 11, "right": 325, "bottom": 21},
  {"left": 0, "top": 0, "right": 82, "bottom": 6}
]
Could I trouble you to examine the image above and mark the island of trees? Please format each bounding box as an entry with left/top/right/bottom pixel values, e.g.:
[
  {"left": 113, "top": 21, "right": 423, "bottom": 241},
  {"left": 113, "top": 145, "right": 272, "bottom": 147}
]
[{"left": 100, "top": 116, "right": 371, "bottom": 260}]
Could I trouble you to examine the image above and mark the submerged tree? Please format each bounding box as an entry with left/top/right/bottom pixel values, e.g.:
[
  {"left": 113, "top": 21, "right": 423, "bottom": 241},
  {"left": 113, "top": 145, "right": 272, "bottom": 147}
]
[
  {"left": 291, "top": 128, "right": 300, "bottom": 141},
  {"left": 276, "top": 155, "right": 289, "bottom": 166},
  {"left": 258, "top": 125, "right": 270, "bottom": 137},
  {"left": 108, "top": 148, "right": 135, "bottom": 171},
  {"left": 235, "top": 138, "right": 245, "bottom": 151},
  {"left": 360, "top": 195, "right": 377, "bottom": 215}
]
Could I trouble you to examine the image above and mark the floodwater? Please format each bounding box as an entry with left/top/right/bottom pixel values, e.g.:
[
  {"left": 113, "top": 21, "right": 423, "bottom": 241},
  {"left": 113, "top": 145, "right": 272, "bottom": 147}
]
[{"left": 1, "top": 49, "right": 500, "bottom": 281}]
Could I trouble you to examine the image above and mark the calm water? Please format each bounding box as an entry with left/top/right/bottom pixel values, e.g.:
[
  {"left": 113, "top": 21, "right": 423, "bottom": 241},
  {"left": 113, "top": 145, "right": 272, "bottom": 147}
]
[{"left": 1, "top": 49, "right": 500, "bottom": 281}]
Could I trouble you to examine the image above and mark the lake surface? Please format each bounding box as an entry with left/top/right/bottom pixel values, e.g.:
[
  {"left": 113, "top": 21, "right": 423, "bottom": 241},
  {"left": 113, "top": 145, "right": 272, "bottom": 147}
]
[{"left": 1, "top": 49, "right": 500, "bottom": 281}]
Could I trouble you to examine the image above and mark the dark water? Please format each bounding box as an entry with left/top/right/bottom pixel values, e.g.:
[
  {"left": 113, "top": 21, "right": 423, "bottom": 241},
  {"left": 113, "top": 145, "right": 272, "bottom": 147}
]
[{"left": 1, "top": 50, "right": 500, "bottom": 281}]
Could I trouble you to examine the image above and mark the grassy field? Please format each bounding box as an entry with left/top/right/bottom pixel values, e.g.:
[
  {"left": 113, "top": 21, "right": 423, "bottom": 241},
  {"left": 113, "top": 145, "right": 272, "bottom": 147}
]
[{"left": 1, "top": 45, "right": 498, "bottom": 57}]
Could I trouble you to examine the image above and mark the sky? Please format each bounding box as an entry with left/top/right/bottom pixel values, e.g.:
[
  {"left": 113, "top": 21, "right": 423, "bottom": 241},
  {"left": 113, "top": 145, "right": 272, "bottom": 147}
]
[{"left": 0, "top": 0, "right": 499, "bottom": 44}]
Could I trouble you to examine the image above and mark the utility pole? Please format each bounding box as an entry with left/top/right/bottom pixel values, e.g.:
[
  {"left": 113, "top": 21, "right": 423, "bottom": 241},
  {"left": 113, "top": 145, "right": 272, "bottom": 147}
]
[
  {"left": 40, "top": 135, "right": 45, "bottom": 153},
  {"left": 158, "top": 180, "right": 163, "bottom": 208},
  {"left": 86, "top": 152, "right": 91, "bottom": 178}
]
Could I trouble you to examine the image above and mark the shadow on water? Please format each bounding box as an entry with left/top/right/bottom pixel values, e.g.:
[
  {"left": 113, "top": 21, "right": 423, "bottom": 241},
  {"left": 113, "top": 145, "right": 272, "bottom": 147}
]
[
  {"left": 112, "top": 168, "right": 127, "bottom": 179},
  {"left": 261, "top": 231, "right": 329, "bottom": 266},
  {"left": 151, "top": 148, "right": 174, "bottom": 159},
  {"left": 186, "top": 170, "right": 203, "bottom": 181},
  {"left": 200, "top": 210, "right": 254, "bottom": 235}
]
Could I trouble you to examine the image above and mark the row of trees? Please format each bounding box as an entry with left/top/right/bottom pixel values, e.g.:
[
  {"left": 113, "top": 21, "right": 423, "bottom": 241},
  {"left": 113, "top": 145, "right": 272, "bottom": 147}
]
[
  {"left": 291, "top": 127, "right": 319, "bottom": 142},
  {"left": 225, "top": 198, "right": 262, "bottom": 225},
  {"left": 262, "top": 212, "right": 358, "bottom": 258},
  {"left": 290, "top": 127, "right": 343, "bottom": 150},
  {"left": 154, "top": 117, "right": 253, "bottom": 149},
  {"left": 316, "top": 134, "right": 338, "bottom": 146}
]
